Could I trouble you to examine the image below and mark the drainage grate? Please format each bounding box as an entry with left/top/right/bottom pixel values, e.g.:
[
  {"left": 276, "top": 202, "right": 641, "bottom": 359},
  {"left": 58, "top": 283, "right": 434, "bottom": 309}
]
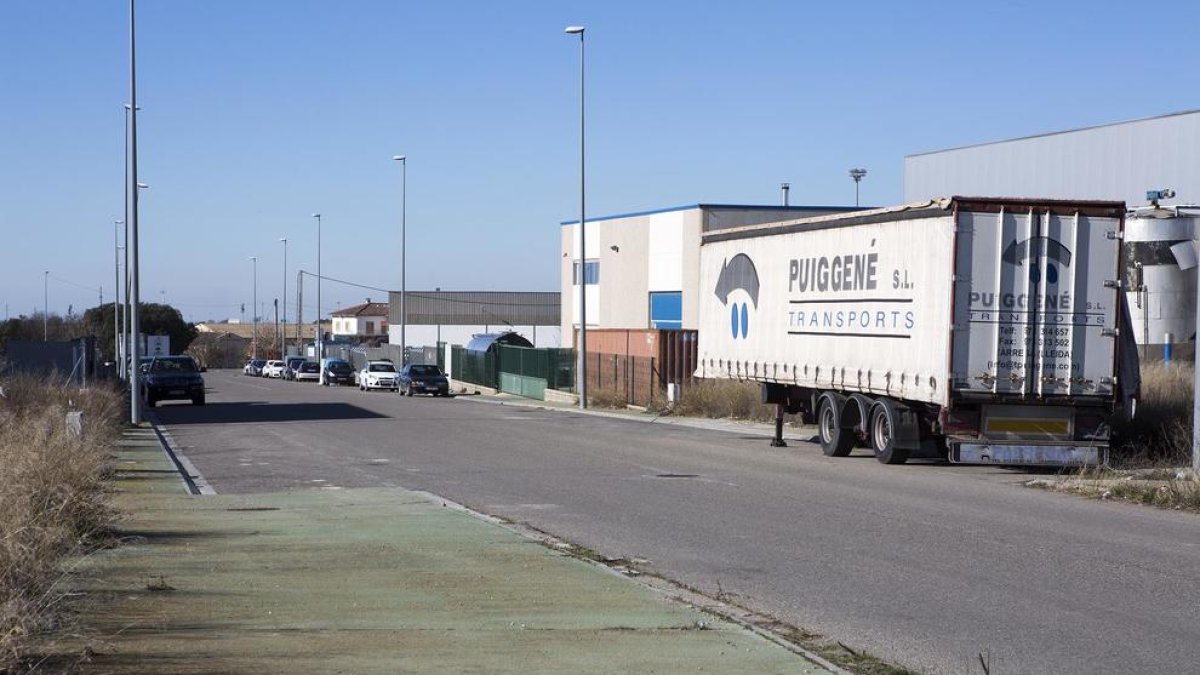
[{"left": 655, "top": 473, "right": 699, "bottom": 479}]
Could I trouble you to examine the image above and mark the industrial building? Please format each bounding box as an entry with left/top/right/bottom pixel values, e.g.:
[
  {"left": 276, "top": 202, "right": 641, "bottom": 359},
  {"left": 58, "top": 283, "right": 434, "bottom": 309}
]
[
  {"left": 905, "top": 110, "right": 1200, "bottom": 359},
  {"left": 904, "top": 109, "right": 1200, "bottom": 205},
  {"left": 386, "top": 290, "right": 560, "bottom": 349},
  {"left": 559, "top": 203, "right": 862, "bottom": 345}
]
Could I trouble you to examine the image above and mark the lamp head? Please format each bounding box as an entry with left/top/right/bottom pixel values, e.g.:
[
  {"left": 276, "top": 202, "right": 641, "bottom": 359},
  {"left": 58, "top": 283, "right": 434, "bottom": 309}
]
[
  {"left": 564, "top": 25, "right": 585, "bottom": 34},
  {"left": 392, "top": 155, "right": 406, "bottom": 161}
]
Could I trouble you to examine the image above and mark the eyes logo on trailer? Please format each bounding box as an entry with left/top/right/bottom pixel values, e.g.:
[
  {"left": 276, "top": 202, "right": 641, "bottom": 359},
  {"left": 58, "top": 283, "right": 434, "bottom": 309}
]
[
  {"left": 714, "top": 253, "right": 759, "bottom": 339},
  {"left": 1001, "top": 236, "right": 1073, "bottom": 284}
]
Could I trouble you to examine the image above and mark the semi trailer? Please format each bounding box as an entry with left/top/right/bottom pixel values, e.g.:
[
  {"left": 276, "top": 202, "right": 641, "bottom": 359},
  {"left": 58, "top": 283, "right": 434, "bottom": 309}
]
[{"left": 697, "top": 197, "right": 1139, "bottom": 466}]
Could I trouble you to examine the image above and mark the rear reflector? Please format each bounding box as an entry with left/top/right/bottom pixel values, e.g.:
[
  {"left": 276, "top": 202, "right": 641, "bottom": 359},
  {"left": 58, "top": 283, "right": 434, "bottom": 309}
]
[{"left": 984, "top": 419, "right": 1071, "bottom": 435}]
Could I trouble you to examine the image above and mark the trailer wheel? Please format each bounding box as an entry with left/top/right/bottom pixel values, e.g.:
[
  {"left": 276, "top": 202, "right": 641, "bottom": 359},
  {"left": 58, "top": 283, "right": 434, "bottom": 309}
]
[
  {"left": 870, "top": 399, "right": 910, "bottom": 465},
  {"left": 817, "top": 395, "right": 854, "bottom": 457}
]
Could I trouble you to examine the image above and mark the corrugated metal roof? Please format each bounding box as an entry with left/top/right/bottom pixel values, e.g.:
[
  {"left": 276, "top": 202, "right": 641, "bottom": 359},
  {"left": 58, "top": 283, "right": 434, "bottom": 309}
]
[{"left": 387, "top": 291, "right": 560, "bottom": 326}]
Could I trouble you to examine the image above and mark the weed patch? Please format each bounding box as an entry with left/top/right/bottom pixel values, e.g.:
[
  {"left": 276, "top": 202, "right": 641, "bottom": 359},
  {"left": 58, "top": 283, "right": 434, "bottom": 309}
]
[
  {"left": 1112, "top": 362, "right": 1192, "bottom": 468},
  {"left": 652, "top": 379, "right": 791, "bottom": 423},
  {"left": 586, "top": 387, "right": 629, "bottom": 409},
  {"left": 0, "top": 374, "right": 120, "bottom": 669}
]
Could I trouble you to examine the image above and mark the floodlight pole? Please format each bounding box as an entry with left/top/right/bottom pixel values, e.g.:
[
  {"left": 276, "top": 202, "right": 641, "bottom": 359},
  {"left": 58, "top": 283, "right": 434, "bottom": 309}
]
[{"left": 849, "top": 168, "right": 867, "bottom": 207}]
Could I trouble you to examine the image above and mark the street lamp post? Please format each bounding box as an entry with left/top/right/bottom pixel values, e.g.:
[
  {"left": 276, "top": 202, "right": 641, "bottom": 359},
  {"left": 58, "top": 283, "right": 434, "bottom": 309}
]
[
  {"left": 565, "top": 24, "right": 587, "bottom": 409},
  {"left": 250, "top": 256, "right": 258, "bottom": 359},
  {"left": 849, "top": 168, "right": 867, "bottom": 207},
  {"left": 113, "top": 220, "right": 123, "bottom": 372},
  {"left": 391, "top": 155, "right": 406, "bottom": 365},
  {"left": 280, "top": 237, "right": 288, "bottom": 357},
  {"left": 312, "top": 213, "right": 322, "bottom": 365},
  {"left": 127, "top": 0, "right": 144, "bottom": 424},
  {"left": 43, "top": 270, "right": 49, "bottom": 340}
]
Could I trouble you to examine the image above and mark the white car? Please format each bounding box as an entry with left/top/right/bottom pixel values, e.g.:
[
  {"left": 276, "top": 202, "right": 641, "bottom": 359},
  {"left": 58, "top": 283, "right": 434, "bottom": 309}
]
[
  {"left": 358, "top": 361, "right": 399, "bottom": 391},
  {"left": 261, "top": 360, "right": 286, "bottom": 378}
]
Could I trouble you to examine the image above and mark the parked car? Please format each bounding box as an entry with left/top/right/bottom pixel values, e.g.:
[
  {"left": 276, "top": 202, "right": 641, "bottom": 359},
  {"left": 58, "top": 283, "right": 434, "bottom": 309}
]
[
  {"left": 358, "top": 360, "right": 399, "bottom": 391},
  {"left": 321, "top": 358, "right": 354, "bottom": 386},
  {"left": 244, "top": 359, "right": 267, "bottom": 376},
  {"left": 261, "top": 360, "right": 286, "bottom": 378},
  {"left": 294, "top": 361, "right": 321, "bottom": 382},
  {"left": 398, "top": 364, "right": 450, "bottom": 397},
  {"left": 143, "top": 355, "right": 205, "bottom": 407},
  {"left": 283, "top": 356, "right": 306, "bottom": 380}
]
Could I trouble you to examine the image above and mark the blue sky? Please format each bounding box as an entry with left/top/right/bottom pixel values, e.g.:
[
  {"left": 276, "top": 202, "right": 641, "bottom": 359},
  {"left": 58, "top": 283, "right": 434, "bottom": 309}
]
[{"left": 1, "top": 1, "right": 1197, "bottom": 323}]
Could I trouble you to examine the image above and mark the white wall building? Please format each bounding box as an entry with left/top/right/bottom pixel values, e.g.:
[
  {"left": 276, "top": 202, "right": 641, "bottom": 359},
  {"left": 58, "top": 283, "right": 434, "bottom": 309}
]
[
  {"left": 330, "top": 301, "right": 390, "bottom": 340},
  {"left": 559, "top": 203, "right": 862, "bottom": 347}
]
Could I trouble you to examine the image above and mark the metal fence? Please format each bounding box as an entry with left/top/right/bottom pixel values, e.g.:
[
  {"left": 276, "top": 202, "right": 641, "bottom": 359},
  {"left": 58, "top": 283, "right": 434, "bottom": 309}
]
[
  {"left": 451, "top": 344, "right": 575, "bottom": 400},
  {"left": 585, "top": 352, "right": 660, "bottom": 407}
]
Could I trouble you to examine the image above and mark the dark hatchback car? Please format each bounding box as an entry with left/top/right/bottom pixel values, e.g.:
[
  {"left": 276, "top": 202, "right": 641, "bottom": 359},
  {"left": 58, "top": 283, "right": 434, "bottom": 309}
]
[
  {"left": 143, "top": 356, "right": 205, "bottom": 407},
  {"left": 322, "top": 358, "right": 354, "bottom": 386},
  {"left": 398, "top": 364, "right": 450, "bottom": 397}
]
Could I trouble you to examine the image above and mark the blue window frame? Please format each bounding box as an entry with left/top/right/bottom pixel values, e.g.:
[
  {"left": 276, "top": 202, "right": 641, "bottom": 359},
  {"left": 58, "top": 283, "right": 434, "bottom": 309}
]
[
  {"left": 572, "top": 260, "right": 600, "bottom": 285},
  {"left": 649, "top": 291, "right": 682, "bottom": 329}
]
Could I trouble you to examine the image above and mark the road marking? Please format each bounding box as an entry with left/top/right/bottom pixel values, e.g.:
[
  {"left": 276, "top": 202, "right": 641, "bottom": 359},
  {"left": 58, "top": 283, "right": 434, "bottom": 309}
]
[{"left": 149, "top": 416, "right": 216, "bottom": 496}]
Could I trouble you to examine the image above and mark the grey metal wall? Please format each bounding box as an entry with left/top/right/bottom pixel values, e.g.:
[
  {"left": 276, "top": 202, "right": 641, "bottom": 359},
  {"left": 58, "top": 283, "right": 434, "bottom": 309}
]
[
  {"left": 905, "top": 110, "right": 1200, "bottom": 205},
  {"left": 388, "top": 291, "right": 559, "bottom": 326}
]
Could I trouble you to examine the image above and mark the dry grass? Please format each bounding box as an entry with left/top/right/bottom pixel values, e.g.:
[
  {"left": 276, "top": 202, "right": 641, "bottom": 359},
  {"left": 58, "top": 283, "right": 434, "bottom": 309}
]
[
  {"left": 1112, "top": 361, "right": 1193, "bottom": 468},
  {"left": 0, "top": 374, "right": 120, "bottom": 670},
  {"left": 586, "top": 387, "right": 630, "bottom": 409},
  {"left": 654, "top": 379, "right": 789, "bottom": 423}
]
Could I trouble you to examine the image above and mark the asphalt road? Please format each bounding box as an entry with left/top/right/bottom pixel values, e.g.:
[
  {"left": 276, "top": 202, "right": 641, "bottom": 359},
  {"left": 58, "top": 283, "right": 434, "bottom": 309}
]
[{"left": 153, "top": 370, "right": 1200, "bottom": 675}]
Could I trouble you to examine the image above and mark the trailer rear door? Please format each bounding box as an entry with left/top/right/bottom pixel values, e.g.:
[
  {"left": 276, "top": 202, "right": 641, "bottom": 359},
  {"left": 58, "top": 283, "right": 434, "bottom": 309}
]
[{"left": 952, "top": 202, "right": 1123, "bottom": 399}]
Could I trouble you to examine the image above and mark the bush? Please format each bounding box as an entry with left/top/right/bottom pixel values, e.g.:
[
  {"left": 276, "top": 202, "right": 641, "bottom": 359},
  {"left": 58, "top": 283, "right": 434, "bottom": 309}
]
[
  {"left": 1113, "top": 361, "right": 1193, "bottom": 468},
  {"left": 0, "top": 375, "right": 119, "bottom": 669}
]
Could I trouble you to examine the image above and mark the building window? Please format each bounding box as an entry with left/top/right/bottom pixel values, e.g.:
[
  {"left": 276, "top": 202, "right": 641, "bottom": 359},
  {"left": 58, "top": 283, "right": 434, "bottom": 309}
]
[
  {"left": 572, "top": 260, "right": 600, "bottom": 285},
  {"left": 649, "top": 291, "right": 683, "bottom": 329},
  {"left": 365, "top": 321, "right": 375, "bottom": 334}
]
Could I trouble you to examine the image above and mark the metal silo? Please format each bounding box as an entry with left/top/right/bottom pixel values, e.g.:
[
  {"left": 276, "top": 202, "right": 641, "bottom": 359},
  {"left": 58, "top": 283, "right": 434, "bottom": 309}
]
[{"left": 1125, "top": 204, "right": 1200, "bottom": 360}]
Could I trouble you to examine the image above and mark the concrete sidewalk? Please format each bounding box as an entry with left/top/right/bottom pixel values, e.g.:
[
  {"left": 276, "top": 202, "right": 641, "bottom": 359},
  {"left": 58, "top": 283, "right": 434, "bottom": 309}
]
[{"left": 68, "top": 427, "right": 838, "bottom": 674}]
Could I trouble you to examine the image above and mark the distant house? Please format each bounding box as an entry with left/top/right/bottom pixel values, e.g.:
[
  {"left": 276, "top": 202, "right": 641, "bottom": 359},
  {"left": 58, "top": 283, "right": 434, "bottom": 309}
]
[{"left": 331, "top": 301, "right": 390, "bottom": 342}]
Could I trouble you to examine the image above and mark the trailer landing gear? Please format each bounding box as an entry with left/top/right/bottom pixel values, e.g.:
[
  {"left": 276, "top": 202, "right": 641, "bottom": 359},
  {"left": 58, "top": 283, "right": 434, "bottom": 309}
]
[{"left": 770, "top": 403, "right": 787, "bottom": 447}]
